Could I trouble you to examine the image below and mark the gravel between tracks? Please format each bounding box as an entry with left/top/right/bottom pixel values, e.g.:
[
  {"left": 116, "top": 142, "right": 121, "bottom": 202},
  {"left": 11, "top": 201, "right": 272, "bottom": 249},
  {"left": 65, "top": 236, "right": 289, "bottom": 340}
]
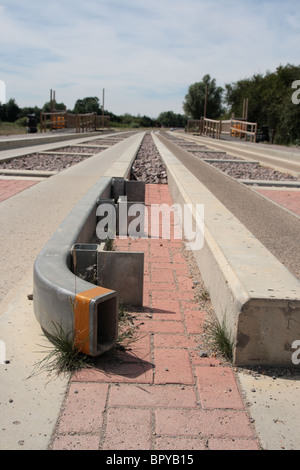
[
  {"left": 210, "top": 161, "right": 299, "bottom": 181},
  {"left": 0, "top": 153, "right": 93, "bottom": 172},
  {"left": 167, "top": 135, "right": 299, "bottom": 182},
  {"left": 131, "top": 132, "right": 168, "bottom": 184}
]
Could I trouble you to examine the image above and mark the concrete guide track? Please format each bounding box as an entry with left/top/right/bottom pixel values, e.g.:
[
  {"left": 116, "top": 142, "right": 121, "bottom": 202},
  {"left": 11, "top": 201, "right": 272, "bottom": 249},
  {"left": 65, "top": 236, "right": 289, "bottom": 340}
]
[{"left": 157, "top": 132, "right": 300, "bottom": 282}]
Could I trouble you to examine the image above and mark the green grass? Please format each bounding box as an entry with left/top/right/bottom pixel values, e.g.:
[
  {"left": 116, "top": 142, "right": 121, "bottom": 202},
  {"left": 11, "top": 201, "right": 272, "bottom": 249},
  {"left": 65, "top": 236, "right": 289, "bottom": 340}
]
[
  {"left": 204, "top": 316, "right": 233, "bottom": 362},
  {"left": 0, "top": 121, "right": 27, "bottom": 135},
  {"left": 28, "top": 323, "right": 92, "bottom": 379}
]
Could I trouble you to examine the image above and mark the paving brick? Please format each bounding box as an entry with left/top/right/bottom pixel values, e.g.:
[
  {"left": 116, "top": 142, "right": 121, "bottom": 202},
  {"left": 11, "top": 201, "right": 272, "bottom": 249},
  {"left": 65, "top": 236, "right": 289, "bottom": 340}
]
[
  {"left": 152, "top": 299, "right": 182, "bottom": 321},
  {"left": 154, "top": 348, "right": 194, "bottom": 385},
  {"left": 155, "top": 409, "right": 255, "bottom": 439},
  {"left": 172, "top": 263, "right": 190, "bottom": 276},
  {"left": 72, "top": 359, "right": 154, "bottom": 384},
  {"left": 176, "top": 276, "right": 195, "bottom": 291},
  {"left": 150, "top": 244, "right": 171, "bottom": 258},
  {"left": 57, "top": 383, "right": 108, "bottom": 434},
  {"left": 208, "top": 438, "right": 260, "bottom": 450},
  {"left": 154, "top": 333, "right": 199, "bottom": 349},
  {"left": 102, "top": 408, "right": 152, "bottom": 450},
  {"left": 256, "top": 189, "right": 300, "bottom": 217},
  {"left": 152, "top": 290, "right": 195, "bottom": 302},
  {"left": 136, "top": 319, "right": 184, "bottom": 334},
  {"left": 184, "top": 309, "right": 206, "bottom": 334},
  {"left": 51, "top": 434, "right": 100, "bottom": 450},
  {"left": 155, "top": 437, "right": 207, "bottom": 451},
  {"left": 189, "top": 350, "right": 223, "bottom": 367},
  {"left": 109, "top": 384, "right": 197, "bottom": 408},
  {"left": 147, "top": 281, "right": 177, "bottom": 291},
  {"left": 0, "top": 179, "right": 38, "bottom": 202},
  {"left": 195, "top": 366, "right": 245, "bottom": 410},
  {"left": 72, "top": 336, "right": 153, "bottom": 384},
  {"left": 150, "top": 266, "right": 175, "bottom": 283}
]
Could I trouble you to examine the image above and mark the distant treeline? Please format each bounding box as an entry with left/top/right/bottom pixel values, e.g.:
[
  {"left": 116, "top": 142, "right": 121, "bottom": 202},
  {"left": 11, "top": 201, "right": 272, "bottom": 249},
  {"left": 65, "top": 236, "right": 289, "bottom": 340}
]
[
  {"left": 0, "top": 96, "right": 187, "bottom": 129},
  {"left": 183, "top": 64, "right": 300, "bottom": 145},
  {"left": 2, "top": 63, "right": 300, "bottom": 144}
]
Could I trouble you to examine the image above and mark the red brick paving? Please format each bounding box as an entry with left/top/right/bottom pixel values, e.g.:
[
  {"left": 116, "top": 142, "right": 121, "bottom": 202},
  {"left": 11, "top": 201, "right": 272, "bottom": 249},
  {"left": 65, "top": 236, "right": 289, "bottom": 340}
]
[
  {"left": 0, "top": 179, "right": 38, "bottom": 202},
  {"left": 255, "top": 188, "right": 300, "bottom": 217},
  {"left": 50, "top": 183, "right": 261, "bottom": 451}
]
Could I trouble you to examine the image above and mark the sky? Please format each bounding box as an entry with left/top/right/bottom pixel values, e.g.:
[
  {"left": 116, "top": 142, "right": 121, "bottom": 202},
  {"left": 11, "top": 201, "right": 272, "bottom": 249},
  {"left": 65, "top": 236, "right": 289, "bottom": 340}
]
[{"left": 0, "top": 0, "right": 300, "bottom": 118}]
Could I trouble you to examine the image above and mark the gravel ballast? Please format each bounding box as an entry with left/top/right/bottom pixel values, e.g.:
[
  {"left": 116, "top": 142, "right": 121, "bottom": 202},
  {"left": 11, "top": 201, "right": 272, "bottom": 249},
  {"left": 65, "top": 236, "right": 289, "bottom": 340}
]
[{"left": 131, "top": 132, "right": 168, "bottom": 184}]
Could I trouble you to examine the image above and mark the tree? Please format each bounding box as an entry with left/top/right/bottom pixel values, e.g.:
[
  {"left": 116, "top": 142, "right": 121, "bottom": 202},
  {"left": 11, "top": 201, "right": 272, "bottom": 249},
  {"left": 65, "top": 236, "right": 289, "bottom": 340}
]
[
  {"left": 0, "top": 98, "right": 20, "bottom": 122},
  {"left": 183, "top": 75, "right": 224, "bottom": 120},
  {"left": 224, "top": 64, "right": 300, "bottom": 144},
  {"left": 73, "top": 97, "right": 100, "bottom": 114},
  {"left": 42, "top": 101, "right": 67, "bottom": 113},
  {"left": 157, "top": 111, "right": 187, "bottom": 128}
]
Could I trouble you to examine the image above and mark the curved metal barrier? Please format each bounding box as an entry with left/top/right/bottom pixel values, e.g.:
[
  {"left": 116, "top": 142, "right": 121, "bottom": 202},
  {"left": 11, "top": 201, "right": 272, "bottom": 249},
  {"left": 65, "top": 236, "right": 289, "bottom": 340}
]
[{"left": 33, "top": 176, "right": 119, "bottom": 356}]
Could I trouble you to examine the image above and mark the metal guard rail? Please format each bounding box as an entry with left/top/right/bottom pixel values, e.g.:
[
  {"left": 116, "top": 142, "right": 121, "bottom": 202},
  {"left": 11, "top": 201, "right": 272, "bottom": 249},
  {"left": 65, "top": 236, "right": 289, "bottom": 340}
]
[{"left": 33, "top": 176, "right": 119, "bottom": 357}]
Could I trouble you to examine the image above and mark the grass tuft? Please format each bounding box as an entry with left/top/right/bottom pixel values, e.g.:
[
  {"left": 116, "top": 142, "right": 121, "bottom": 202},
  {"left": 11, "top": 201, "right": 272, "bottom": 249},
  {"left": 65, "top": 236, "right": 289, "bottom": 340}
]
[
  {"left": 204, "top": 316, "right": 233, "bottom": 362},
  {"left": 28, "top": 322, "right": 92, "bottom": 379}
]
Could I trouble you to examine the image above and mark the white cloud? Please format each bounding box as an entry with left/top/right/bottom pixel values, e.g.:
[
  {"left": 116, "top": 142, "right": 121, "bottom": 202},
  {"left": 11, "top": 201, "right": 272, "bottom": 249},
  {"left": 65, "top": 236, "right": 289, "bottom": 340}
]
[{"left": 0, "top": 0, "right": 299, "bottom": 117}]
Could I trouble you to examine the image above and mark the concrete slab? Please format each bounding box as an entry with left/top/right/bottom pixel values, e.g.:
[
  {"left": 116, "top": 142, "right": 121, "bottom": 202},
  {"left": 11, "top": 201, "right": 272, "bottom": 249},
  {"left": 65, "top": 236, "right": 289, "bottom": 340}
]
[
  {"left": 237, "top": 370, "right": 300, "bottom": 450},
  {"left": 0, "top": 275, "right": 68, "bottom": 450}
]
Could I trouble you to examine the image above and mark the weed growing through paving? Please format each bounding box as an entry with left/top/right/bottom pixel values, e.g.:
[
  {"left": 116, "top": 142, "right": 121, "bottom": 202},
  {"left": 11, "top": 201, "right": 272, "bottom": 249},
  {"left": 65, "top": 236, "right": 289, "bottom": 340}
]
[
  {"left": 28, "top": 322, "right": 92, "bottom": 379},
  {"left": 204, "top": 315, "right": 233, "bottom": 362}
]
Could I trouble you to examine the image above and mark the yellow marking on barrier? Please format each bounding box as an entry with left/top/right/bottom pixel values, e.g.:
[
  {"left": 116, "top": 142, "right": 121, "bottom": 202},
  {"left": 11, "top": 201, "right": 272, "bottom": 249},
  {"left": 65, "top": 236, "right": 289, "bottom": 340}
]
[{"left": 74, "top": 286, "right": 113, "bottom": 354}]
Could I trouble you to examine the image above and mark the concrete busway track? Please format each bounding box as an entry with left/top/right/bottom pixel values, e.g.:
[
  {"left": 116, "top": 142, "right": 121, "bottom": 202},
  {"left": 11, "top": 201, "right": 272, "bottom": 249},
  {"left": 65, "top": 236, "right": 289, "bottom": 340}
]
[
  {"left": 0, "top": 131, "right": 146, "bottom": 450},
  {"left": 0, "top": 129, "right": 114, "bottom": 152},
  {"left": 159, "top": 132, "right": 300, "bottom": 282},
  {"left": 153, "top": 131, "right": 300, "bottom": 367},
  {"left": 174, "top": 132, "right": 300, "bottom": 177}
]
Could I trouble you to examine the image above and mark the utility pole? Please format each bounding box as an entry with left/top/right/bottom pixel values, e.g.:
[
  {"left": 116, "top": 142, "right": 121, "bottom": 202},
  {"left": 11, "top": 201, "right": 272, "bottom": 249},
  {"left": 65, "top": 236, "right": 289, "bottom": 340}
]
[
  {"left": 102, "top": 88, "right": 105, "bottom": 128},
  {"left": 204, "top": 85, "right": 208, "bottom": 119}
]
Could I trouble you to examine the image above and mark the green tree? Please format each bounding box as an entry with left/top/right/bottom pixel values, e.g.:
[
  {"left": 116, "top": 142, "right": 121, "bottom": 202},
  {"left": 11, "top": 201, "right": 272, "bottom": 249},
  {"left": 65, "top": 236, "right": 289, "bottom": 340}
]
[
  {"left": 183, "top": 75, "right": 224, "bottom": 120},
  {"left": 0, "top": 98, "right": 20, "bottom": 122},
  {"left": 157, "top": 111, "right": 187, "bottom": 127},
  {"left": 42, "top": 101, "right": 67, "bottom": 113},
  {"left": 73, "top": 97, "right": 100, "bottom": 114},
  {"left": 224, "top": 64, "right": 300, "bottom": 144}
]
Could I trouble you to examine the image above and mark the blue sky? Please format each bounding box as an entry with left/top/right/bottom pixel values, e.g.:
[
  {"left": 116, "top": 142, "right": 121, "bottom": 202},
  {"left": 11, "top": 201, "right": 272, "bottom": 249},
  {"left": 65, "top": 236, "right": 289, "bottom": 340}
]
[{"left": 0, "top": 0, "right": 300, "bottom": 117}]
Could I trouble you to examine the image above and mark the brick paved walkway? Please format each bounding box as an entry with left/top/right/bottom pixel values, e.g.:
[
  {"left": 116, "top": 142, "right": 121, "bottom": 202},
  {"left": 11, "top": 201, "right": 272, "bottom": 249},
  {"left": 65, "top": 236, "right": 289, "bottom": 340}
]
[
  {"left": 255, "top": 188, "right": 300, "bottom": 217},
  {"left": 0, "top": 179, "right": 38, "bottom": 202},
  {"left": 50, "top": 184, "right": 260, "bottom": 451}
]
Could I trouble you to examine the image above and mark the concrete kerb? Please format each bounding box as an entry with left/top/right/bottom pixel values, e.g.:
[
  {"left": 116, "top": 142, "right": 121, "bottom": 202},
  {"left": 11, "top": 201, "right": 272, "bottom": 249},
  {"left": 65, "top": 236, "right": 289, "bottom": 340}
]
[
  {"left": 177, "top": 133, "right": 300, "bottom": 178},
  {"left": 152, "top": 132, "right": 300, "bottom": 367},
  {"left": 0, "top": 130, "right": 111, "bottom": 151},
  {"left": 0, "top": 130, "right": 136, "bottom": 163}
]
